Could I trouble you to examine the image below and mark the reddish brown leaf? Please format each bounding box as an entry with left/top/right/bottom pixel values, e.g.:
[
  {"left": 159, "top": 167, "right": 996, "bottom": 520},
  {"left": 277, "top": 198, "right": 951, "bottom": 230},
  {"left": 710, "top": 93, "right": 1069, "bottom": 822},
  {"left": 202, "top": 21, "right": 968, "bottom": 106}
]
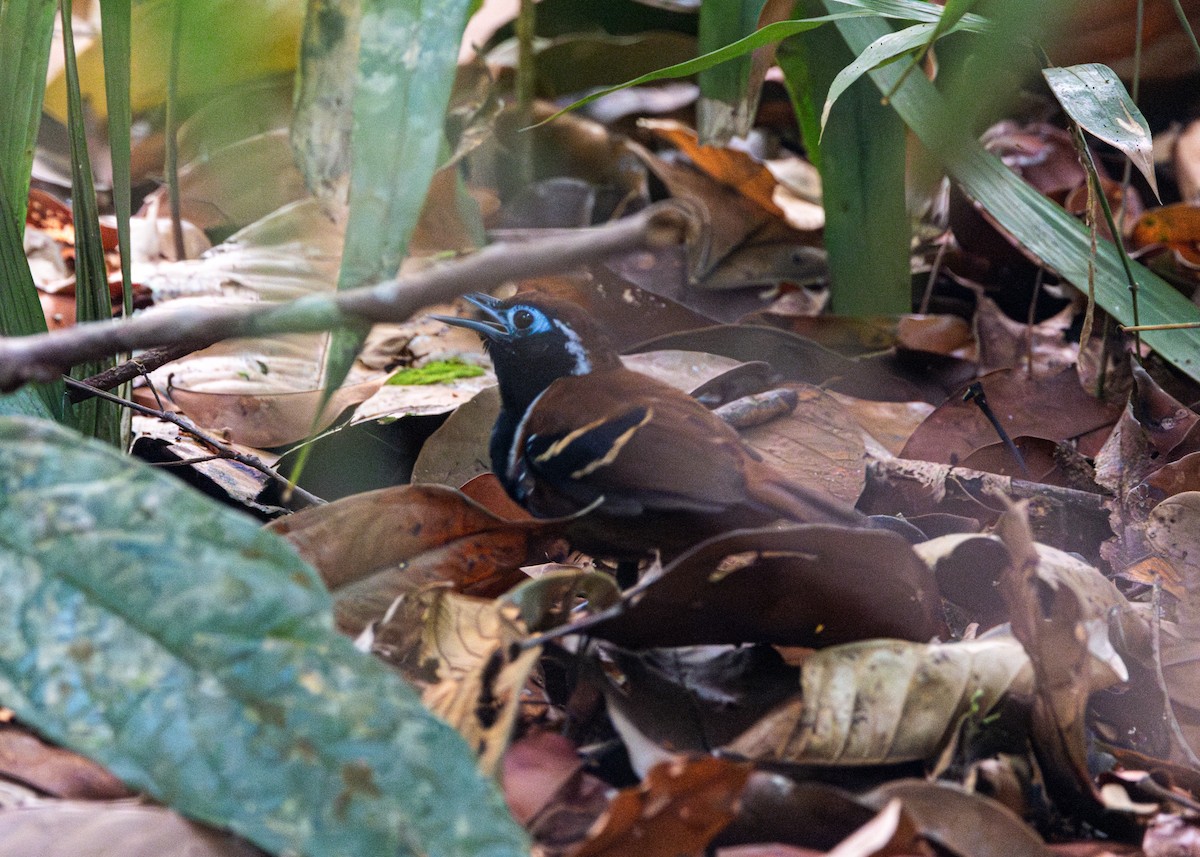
[
  {"left": 267, "top": 484, "right": 561, "bottom": 631},
  {"left": 572, "top": 756, "right": 751, "bottom": 857},
  {"left": 901, "top": 367, "right": 1119, "bottom": 468}
]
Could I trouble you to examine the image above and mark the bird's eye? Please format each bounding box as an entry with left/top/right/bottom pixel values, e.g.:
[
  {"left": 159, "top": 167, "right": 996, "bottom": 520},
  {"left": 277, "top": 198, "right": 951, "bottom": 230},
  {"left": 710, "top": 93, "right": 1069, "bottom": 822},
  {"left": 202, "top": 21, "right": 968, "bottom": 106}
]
[{"left": 511, "top": 308, "right": 536, "bottom": 330}]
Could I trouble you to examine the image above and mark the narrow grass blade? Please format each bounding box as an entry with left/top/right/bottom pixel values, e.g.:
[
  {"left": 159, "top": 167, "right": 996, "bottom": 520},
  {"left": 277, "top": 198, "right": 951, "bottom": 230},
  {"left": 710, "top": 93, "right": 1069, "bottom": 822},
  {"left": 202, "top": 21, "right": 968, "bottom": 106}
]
[{"left": 832, "top": 10, "right": 1200, "bottom": 381}]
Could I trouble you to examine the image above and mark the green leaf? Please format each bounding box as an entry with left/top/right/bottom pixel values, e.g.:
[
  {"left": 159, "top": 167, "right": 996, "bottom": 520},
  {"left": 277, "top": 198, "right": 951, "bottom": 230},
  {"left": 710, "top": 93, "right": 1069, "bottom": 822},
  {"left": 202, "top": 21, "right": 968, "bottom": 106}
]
[
  {"left": 0, "top": 0, "right": 56, "bottom": 227},
  {"left": 59, "top": 0, "right": 120, "bottom": 444},
  {"left": 827, "top": 0, "right": 990, "bottom": 29},
  {"left": 0, "top": 0, "right": 61, "bottom": 419},
  {"left": 0, "top": 416, "right": 528, "bottom": 857},
  {"left": 781, "top": 2, "right": 910, "bottom": 316},
  {"left": 1043, "top": 63, "right": 1158, "bottom": 201},
  {"left": 315, "top": 0, "right": 477, "bottom": 444},
  {"left": 537, "top": 12, "right": 871, "bottom": 126},
  {"left": 820, "top": 22, "right": 934, "bottom": 136},
  {"left": 830, "top": 9, "right": 1200, "bottom": 381},
  {"left": 99, "top": 0, "right": 134, "bottom": 318}
]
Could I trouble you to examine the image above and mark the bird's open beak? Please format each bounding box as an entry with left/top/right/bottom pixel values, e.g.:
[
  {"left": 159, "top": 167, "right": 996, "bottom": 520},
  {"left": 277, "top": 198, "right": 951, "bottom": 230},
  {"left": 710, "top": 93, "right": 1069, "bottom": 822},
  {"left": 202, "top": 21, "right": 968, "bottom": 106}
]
[{"left": 430, "top": 293, "right": 506, "bottom": 339}]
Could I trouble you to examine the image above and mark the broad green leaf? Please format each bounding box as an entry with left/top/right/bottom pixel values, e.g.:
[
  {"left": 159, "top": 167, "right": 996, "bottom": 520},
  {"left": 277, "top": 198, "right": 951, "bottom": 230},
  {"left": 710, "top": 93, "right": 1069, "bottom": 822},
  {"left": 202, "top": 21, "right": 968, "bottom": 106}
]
[
  {"left": 0, "top": 416, "right": 528, "bottom": 857},
  {"left": 830, "top": 10, "right": 1200, "bottom": 381},
  {"left": 820, "top": 22, "right": 934, "bottom": 135},
  {"left": 60, "top": 0, "right": 120, "bottom": 444},
  {"left": 317, "top": 0, "right": 476, "bottom": 435},
  {"left": 695, "top": 0, "right": 768, "bottom": 144},
  {"left": 1043, "top": 63, "right": 1158, "bottom": 201}
]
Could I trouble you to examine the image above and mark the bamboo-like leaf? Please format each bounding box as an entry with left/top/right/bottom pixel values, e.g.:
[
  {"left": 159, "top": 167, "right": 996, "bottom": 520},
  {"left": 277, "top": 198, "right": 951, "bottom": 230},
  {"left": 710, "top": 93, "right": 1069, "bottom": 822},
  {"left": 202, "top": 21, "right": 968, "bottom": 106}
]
[
  {"left": 0, "top": 415, "right": 528, "bottom": 857},
  {"left": 830, "top": 9, "right": 1200, "bottom": 381},
  {"left": 1043, "top": 63, "right": 1158, "bottom": 201},
  {"left": 820, "top": 22, "right": 933, "bottom": 136},
  {"left": 538, "top": 1, "right": 992, "bottom": 129},
  {"left": 0, "top": 0, "right": 56, "bottom": 227},
  {"left": 781, "top": 2, "right": 910, "bottom": 315},
  {"left": 538, "top": 13, "right": 870, "bottom": 126},
  {"left": 316, "top": 0, "right": 477, "bottom": 433},
  {"left": 0, "top": 0, "right": 61, "bottom": 419},
  {"left": 59, "top": 0, "right": 120, "bottom": 444},
  {"left": 100, "top": 0, "right": 134, "bottom": 318},
  {"left": 828, "top": 0, "right": 989, "bottom": 28}
]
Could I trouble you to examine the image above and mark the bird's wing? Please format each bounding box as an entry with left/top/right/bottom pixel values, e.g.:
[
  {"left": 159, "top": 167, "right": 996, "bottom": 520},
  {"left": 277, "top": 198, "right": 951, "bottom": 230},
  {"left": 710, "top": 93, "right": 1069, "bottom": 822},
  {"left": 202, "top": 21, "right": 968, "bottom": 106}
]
[{"left": 513, "top": 370, "right": 752, "bottom": 516}]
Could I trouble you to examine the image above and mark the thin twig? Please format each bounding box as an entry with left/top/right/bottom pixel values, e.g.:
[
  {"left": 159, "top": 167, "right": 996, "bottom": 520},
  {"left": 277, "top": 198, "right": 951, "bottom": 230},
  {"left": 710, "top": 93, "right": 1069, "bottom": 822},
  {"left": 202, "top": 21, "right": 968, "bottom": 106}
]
[
  {"left": 0, "top": 204, "right": 690, "bottom": 392},
  {"left": 66, "top": 341, "right": 206, "bottom": 403},
  {"left": 61, "top": 377, "right": 326, "bottom": 510}
]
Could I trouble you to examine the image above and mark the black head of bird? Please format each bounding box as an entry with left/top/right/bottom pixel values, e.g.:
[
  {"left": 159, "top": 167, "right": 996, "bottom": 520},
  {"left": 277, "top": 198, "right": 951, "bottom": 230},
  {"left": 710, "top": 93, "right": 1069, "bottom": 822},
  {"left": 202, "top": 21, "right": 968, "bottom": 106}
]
[{"left": 434, "top": 291, "right": 864, "bottom": 565}]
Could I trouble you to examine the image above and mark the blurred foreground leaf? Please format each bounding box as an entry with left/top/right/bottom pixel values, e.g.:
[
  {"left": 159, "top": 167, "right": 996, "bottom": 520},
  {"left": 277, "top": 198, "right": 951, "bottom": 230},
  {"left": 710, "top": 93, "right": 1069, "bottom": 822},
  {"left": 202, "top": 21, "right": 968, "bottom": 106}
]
[{"left": 0, "top": 417, "right": 527, "bottom": 857}]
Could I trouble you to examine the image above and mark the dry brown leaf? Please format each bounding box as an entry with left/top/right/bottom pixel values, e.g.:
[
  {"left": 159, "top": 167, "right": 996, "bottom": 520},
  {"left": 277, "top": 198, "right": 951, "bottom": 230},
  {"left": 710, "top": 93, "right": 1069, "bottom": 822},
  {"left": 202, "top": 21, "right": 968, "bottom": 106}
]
[
  {"left": 267, "top": 484, "right": 558, "bottom": 631},
  {"left": 0, "top": 727, "right": 131, "bottom": 801},
  {"left": 640, "top": 118, "right": 785, "bottom": 219},
  {"left": 864, "top": 780, "right": 1052, "bottom": 857},
  {"left": 365, "top": 586, "right": 540, "bottom": 775},
  {"left": 902, "top": 367, "right": 1119, "bottom": 469},
  {"left": 995, "top": 504, "right": 1109, "bottom": 813},
  {"left": 740, "top": 383, "right": 866, "bottom": 505},
  {"left": 1146, "top": 493, "right": 1200, "bottom": 624},
  {"left": 729, "top": 635, "right": 1033, "bottom": 766},
  {"left": 572, "top": 756, "right": 751, "bottom": 857},
  {"left": 825, "top": 799, "right": 917, "bottom": 857},
  {"left": 586, "top": 525, "right": 943, "bottom": 650}
]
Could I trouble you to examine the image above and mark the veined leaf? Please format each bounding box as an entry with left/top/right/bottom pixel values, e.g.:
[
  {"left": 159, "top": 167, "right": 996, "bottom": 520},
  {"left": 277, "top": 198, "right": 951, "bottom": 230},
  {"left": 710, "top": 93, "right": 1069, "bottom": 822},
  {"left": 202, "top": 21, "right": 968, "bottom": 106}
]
[
  {"left": 0, "top": 416, "right": 528, "bottom": 857},
  {"left": 827, "top": 0, "right": 990, "bottom": 29},
  {"left": 820, "top": 22, "right": 934, "bottom": 135},
  {"left": 1043, "top": 63, "right": 1158, "bottom": 201},
  {"left": 60, "top": 0, "right": 120, "bottom": 444},
  {"left": 315, "top": 0, "right": 477, "bottom": 449}
]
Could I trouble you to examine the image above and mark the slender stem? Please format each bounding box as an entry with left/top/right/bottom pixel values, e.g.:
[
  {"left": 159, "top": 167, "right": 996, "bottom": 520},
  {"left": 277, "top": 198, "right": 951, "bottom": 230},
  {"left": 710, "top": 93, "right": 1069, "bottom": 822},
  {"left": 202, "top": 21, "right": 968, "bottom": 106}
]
[
  {"left": 1073, "top": 125, "right": 1142, "bottom": 352},
  {"left": 1168, "top": 0, "right": 1200, "bottom": 67},
  {"left": 62, "top": 376, "right": 326, "bottom": 509}
]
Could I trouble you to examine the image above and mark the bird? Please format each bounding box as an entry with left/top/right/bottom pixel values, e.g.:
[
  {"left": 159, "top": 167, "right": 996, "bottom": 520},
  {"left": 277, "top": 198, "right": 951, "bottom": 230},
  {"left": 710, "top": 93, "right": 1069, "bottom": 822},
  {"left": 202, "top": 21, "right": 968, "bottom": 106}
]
[{"left": 433, "top": 291, "right": 865, "bottom": 579}]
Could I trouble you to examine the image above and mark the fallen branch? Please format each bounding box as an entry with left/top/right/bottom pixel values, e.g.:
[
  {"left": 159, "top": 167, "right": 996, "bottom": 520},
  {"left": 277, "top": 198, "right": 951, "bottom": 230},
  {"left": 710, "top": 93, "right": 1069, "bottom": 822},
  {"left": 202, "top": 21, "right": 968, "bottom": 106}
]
[
  {"left": 0, "top": 204, "right": 691, "bottom": 392},
  {"left": 859, "top": 453, "right": 1112, "bottom": 558}
]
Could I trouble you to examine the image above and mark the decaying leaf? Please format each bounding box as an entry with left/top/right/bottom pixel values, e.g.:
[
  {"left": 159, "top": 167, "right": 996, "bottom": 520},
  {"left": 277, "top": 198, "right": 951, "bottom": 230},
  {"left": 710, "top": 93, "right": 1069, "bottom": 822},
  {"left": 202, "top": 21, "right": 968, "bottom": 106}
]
[
  {"left": 864, "top": 780, "right": 1052, "bottom": 857},
  {"left": 363, "top": 586, "right": 541, "bottom": 776},
  {"left": 729, "top": 635, "right": 1033, "bottom": 766},
  {"left": 268, "top": 483, "right": 562, "bottom": 632},
  {"left": 995, "top": 503, "right": 1118, "bottom": 814},
  {"left": 572, "top": 756, "right": 751, "bottom": 857}
]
